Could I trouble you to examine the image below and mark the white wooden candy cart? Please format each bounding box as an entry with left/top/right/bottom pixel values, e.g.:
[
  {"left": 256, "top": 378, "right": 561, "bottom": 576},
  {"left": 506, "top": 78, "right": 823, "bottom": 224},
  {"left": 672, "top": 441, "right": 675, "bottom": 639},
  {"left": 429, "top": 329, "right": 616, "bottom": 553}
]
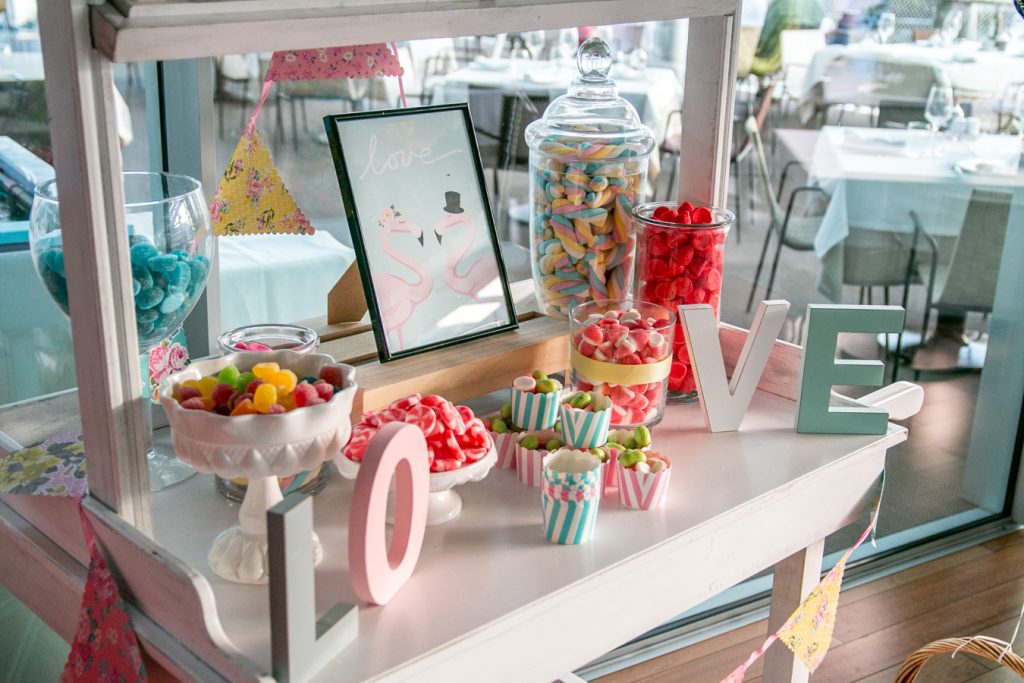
[{"left": 0, "top": 2, "right": 917, "bottom": 681}]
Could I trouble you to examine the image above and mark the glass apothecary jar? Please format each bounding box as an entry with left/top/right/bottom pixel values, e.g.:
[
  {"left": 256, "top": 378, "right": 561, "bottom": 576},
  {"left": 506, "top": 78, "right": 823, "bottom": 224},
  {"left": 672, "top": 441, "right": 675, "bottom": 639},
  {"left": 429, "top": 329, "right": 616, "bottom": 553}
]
[
  {"left": 634, "top": 202, "right": 733, "bottom": 400},
  {"left": 525, "top": 37, "right": 655, "bottom": 319}
]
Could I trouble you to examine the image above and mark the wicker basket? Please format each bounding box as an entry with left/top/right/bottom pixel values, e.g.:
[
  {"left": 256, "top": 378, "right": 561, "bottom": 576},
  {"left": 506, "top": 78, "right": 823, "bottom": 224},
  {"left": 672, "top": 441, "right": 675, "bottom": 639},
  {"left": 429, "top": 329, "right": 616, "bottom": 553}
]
[{"left": 895, "top": 637, "right": 1024, "bottom": 682}]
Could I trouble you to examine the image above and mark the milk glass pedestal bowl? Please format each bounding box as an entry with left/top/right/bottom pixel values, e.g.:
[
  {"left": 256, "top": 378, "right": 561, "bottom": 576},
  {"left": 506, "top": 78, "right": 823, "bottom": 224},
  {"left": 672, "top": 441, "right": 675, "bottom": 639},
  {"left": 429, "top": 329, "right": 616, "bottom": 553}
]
[
  {"left": 29, "top": 172, "right": 215, "bottom": 491},
  {"left": 158, "top": 351, "right": 357, "bottom": 585}
]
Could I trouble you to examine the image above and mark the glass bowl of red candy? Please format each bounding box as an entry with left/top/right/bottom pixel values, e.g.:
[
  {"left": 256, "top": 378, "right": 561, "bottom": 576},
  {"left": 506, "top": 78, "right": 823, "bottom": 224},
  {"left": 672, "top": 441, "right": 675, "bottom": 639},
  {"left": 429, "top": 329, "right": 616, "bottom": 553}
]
[
  {"left": 633, "top": 201, "right": 733, "bottom": 400},
  {"left": 569, "top": 300, "right": 675, "bottom": 428}
]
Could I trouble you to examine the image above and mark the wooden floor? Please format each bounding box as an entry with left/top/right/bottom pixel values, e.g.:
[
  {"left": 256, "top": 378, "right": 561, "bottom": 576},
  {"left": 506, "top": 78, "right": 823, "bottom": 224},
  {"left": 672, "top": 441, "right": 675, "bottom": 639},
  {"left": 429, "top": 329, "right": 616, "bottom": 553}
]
[{"left": 596, "top": 530, "right": 1024, "bottom": 683}]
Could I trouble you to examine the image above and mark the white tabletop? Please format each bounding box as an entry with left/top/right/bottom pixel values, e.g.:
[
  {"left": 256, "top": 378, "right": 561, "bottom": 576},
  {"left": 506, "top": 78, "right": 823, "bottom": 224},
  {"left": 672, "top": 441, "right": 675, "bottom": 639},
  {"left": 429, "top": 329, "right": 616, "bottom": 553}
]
[
  {"left": 0, "top": 51, "right": 44, "bottom": 82},
  {"left": 431, "top": 57, "right": 682, "bottom": 143},
  {"left": 803, "top": 40, "right": 1024, "bottom": 100},
  {"left": 151, "top": 390, "right": 904, "bottom": 681}
]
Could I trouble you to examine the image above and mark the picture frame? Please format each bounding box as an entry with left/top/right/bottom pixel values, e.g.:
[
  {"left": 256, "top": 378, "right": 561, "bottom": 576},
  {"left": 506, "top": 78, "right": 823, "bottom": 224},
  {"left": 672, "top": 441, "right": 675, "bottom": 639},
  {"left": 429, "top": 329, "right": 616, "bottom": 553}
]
[{"left": 324, "top": 104, "right": 518, "bottom": 362}]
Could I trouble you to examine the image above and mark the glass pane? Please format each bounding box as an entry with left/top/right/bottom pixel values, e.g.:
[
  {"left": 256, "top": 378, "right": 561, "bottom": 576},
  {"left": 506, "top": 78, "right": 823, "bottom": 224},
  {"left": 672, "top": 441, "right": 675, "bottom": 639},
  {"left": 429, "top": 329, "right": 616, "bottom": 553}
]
[
  {"left": 0, "top": 1, "right": 151, "bottom": 406},
  {"left": 211, "top": 21, "right": 687, "bottom": 332},
  {"left": 720, "top": 0, "right": 1024, "bottom": 559}
]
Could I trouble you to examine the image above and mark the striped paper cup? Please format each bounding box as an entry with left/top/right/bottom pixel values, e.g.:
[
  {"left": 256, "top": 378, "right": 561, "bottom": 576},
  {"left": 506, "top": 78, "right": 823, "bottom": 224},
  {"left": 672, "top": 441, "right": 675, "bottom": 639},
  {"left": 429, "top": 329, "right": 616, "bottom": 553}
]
[
  {"left": 511, "top": 387, "right": 560, "bottom": 431},
  {"left": 600, "top": 459, "right": 616, "bottom": 496},
  {"left": 616, "top": 462, "right": 671, "bottom": 510},
  {"left": 490, "top": 430, "right": 518, "bottom": 469},
  {"left": 515, "top": 430, "right": 559, "bottom": 487},
  {"left": 559, "top": 402, "right": 612, "bottom": 449},
  {"left": 542, "top": 456, "right": 602, "bottom": 545}
]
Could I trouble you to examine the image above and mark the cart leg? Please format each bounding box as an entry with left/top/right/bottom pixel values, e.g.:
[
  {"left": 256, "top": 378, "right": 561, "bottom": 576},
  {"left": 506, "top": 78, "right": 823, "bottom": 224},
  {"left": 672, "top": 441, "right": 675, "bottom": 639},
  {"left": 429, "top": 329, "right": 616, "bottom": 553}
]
[{"left": 763, "top": 538, "right": 825, "bottom": 683}]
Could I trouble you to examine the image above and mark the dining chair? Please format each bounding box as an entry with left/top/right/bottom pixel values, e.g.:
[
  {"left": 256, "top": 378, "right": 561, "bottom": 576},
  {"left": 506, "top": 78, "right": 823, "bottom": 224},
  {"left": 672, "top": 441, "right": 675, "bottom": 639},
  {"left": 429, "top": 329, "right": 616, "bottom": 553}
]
[
  {"left": 661, "top": 80, "right": 775, "bottom": 246},
  {"left": 215, "top": 54, "right": 260, "bottom": 138},
  {"left": 894, "top": 191, "right": 1012, "bottom": 378},
  {"left": 744, "top": 113, "right": 829, "bottom": 311}
]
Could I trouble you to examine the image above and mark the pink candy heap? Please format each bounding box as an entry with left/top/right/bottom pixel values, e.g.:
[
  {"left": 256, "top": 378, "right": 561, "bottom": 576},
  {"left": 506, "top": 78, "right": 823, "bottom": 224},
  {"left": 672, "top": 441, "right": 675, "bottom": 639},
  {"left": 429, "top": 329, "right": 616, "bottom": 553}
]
[
  {"left": 344, "top": 394, "right": 492, "bottom": 473},
  {"left": 571, "top": 308, "right": 672, "bottom": 426}
]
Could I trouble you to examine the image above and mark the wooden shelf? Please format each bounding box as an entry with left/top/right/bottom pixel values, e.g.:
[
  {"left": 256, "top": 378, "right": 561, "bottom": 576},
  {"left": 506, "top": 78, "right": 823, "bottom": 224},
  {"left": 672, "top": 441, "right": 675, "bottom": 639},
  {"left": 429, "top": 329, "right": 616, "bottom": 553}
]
[{"left": 90, "top": 0, "right": 735, "bottom": 62}]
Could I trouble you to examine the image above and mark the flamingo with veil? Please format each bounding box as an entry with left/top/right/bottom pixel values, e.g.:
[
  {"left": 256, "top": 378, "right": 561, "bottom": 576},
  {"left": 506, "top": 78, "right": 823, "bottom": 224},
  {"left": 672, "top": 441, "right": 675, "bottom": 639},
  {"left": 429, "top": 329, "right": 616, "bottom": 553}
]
[
  {"left": 433, "top": 191, "right": 499, "bottom": 301},
  {"left": 374, "top": 206, "right": 432, "bottom": 351}
]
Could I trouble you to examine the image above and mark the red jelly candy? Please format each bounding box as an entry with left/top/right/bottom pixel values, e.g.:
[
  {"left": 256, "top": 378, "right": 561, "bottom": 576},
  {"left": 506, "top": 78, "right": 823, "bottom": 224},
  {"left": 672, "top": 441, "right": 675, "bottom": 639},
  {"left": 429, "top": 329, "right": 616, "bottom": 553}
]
[
  {"left": 456, "top": 405, "right": 475, "bottom": 424},
  {"left": 181, "top": 397, "right": 207, "bottom": 411},
  {"left": 245, "top": 379, "right": 265, "bottom": 394},
  {"left": 405, "top": 404, "right": 438, "bottom": 435},
  {"left": 390, "top": 393, "right": 422, "bottom": 411},
  {"left": 177, "top": 386, "right": 201, "bottom": 402},
  {"left": 652, "top": 205, "right": 673, "bottom": 221},
  {"left": 693, "top": 206, "right": 713, "bottom": 224},
  {"left": 313, "top": 381, "right": 335, "bottom": 401},
  {"left": 293, "top": 382, "right": 318, "bottom": 407},
  {"left": 211, "top": 382, "right": 235, "bottom": 406},
  {"left": 318, "top": 364, "right": 345, "bottom": 388},
  {"left": 680, "top": 201, "right": 694, "bottom": 214}
]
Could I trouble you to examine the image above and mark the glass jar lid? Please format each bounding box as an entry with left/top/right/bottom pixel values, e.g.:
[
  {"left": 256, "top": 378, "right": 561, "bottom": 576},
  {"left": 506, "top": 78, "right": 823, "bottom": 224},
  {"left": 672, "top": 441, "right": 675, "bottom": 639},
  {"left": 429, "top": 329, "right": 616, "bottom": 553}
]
[{"left": 525, "top": 37, "right": 655, "bottom": 160}]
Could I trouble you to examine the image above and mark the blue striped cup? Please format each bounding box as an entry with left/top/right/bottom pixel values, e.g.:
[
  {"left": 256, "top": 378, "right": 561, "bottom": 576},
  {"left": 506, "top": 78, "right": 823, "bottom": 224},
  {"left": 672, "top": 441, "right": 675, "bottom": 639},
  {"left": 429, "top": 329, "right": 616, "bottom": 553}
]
[
  {"left": 559, "top": 402, "right": 611, "bottom": 449},
  {"left": 511, "top": 386, "right": 560, "bottom": 431},
  {"left": 541, "top": 451, "right": 602, "bottom": 545}
]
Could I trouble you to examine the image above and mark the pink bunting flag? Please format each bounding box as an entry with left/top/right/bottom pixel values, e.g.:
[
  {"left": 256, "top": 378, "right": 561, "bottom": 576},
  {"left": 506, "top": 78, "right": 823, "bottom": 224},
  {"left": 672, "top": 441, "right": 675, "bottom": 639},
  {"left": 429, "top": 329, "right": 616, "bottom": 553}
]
[
  {"left": 265, "top": 45, "right": 404, "bottom": 82},
  {"left": 61, "top": 501, "right": 148, "bottom": 683}
]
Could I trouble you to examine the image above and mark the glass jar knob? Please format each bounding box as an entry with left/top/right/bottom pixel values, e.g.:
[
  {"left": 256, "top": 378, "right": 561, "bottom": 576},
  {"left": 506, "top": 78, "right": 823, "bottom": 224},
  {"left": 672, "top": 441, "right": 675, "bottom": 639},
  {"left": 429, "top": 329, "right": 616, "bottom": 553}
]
[{"left": 577, "top": 37, "right": 613, "bottom": 82}]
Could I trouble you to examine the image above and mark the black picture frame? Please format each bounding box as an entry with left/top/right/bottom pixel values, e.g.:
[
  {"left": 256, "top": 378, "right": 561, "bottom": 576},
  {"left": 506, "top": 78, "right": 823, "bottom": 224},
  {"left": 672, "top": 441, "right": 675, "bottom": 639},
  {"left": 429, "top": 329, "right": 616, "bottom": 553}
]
[{"left": 324, "top": 103, "right": 518, "bottom": 362}]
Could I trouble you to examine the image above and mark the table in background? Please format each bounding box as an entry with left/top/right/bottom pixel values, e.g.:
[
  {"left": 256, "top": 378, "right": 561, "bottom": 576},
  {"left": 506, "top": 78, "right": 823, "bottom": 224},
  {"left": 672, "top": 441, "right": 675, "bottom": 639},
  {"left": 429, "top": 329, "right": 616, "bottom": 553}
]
[
  {"left": 802, "top": 41, "right": 1024, "bottom": 103},
  {"left": 0, "top": 231, "right": 354, "bottom": 404},
  {"left": 801, "top": 126, "right": 1024, "bottom": 301},
  {"left": 430, "top": 57, "right": 683, "bottom": 146}
]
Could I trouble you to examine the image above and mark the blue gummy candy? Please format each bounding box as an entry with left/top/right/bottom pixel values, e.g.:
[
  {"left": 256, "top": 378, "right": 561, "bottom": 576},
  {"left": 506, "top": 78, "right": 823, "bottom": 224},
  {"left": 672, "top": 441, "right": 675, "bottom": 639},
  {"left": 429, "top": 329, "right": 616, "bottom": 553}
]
[
  {"left": 129, "top": 233, "right": 150, "bottom": 246},
  {"left": 171, "top": 249, "right": 190, "bottom": 261},
  {"left": 136, "top": 287, "right": 164, "bottom": 310},
  {"left": 130, "top": 242, "right": 158, "bottom": 266},
  {"left": 132, "top": 278, "right": 141, "bottom": 296},
  {"left": 159, "top": 292, "right": 184, "bottom": 314},
  {"left": 137, "top": 320, "right": 155, "bottom": 336},
  {"left": 43, "top": 249, "right": 66, "bottom": 277},
  {"left": 137, "top": 307, "right": 158, "bottom": 323},
  {"left": 131, "top": 263, "right": 153, "bottom": 290},
  {"left": 152, "top": 272, "right": 168, "bottom": 289},
  {"left": 167, "top": 261, "right": 191, "bottom": 293},
  {"left": 146, "top": 254, "right": 177, "bottom": 273}
]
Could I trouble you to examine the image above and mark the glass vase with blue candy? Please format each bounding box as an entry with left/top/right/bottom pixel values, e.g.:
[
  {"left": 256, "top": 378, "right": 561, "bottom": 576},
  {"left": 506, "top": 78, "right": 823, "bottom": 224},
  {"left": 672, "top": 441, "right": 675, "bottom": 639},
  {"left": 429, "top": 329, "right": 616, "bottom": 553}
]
[{"left": 29, "top": 172, "right": 214, "bottom": 491}]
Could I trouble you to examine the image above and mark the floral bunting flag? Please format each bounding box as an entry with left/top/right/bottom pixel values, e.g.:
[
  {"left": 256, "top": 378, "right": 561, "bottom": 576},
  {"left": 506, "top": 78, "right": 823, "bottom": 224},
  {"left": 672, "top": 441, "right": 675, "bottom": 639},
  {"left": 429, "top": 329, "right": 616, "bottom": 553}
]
[
  {"left": 145, "top": 329, "right": 190, "bottom": 402},
  {"left": 265, "top": 45, "right": 404, "bottom": 81},
  {"left": 61, "top": 501, "right": 148, "bottom": 683},
  {"left": 210, "top": 129, "right": 314, "bottom": 236},
  {"left": 775, "top": 555, "right": 848, "bottom": 672},
  {"left": 0, "top": 429, "right": 87, "bottom": 498}
]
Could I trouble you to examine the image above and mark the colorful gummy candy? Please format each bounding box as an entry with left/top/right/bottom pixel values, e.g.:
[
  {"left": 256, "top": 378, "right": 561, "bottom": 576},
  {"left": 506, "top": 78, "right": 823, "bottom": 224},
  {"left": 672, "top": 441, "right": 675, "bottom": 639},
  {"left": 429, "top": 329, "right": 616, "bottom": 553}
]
[
  {"left": 35, "top": 232, "right": 210, "bottom": 347},
  {"left": 483, "top": 401, "right": 521, "bottom": 435},
  {"left": 512, "top": 370, "right": 561, "bottom": 395},
  {"left": 343, "top": 394, "right": 492, "bottom": 473},
  {"left": 617, "top": 449, "right": 671, "bottom": 474},
  {"left": 570, "top": 306, "right": 674, "bottom": 426},
  {"left": 171, "top": 361, "right": 345, "bottom": 416},
  {"left": 563, "top": 390, "right": 612, "bottom": 412},
  {"left": 530, "top": 139, "right": 648, "bottom": 318},
  {"left": 635, "top": 202, "right": 729, "bottom": 394}
]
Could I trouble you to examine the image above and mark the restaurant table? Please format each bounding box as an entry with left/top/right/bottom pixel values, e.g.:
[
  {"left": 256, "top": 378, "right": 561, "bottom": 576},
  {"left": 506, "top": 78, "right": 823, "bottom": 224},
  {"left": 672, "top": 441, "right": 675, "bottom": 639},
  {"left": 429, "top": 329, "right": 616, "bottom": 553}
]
[
  {"left": 0, "top": 231, "right": 355, "bottom": 404},
  {"left": 430, "top": 57, "right": 683, "bottom": 146},
  {"left": 801, "top": 40, "right": 1024, "bottom": 104},
  {"left": 0, "top": 369, "right": 910, "bottom": 682},
  {"left": 793, "top": 125, "right": 1024, "bottom": 302}
]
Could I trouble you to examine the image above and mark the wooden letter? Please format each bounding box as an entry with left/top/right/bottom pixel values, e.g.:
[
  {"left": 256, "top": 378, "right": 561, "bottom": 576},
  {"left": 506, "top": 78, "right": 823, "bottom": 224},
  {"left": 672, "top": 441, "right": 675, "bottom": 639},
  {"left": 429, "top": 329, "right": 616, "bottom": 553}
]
[
  {"left": 796, "top": 305, "right": 905, "bottom": 435},
  {"left": 349, "top": 422, "right": 429, "bottom": 605},
  {"left": 268, "top": 494, "right": 358, "bottom": 683},
  {"left": 680, "top": 300, "right": 790, "bottom": 432}
]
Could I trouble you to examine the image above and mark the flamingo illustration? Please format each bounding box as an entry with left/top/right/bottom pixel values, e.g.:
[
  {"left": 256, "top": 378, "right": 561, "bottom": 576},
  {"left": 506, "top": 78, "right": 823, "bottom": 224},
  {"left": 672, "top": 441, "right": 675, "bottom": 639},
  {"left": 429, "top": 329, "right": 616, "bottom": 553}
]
[
  {"left": 374, "top": 206, "right": 432, "bottom": 351},
  {"left": 433, "top": 191, "right": 499, "bottom": 301}
]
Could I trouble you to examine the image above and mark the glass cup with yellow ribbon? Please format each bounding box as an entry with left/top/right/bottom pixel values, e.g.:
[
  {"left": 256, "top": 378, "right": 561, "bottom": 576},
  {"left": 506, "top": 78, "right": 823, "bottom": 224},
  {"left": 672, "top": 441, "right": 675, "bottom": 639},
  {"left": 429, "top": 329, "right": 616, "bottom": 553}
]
[{"left": 568, "top": 299, "right": 675, "bottom": 428}]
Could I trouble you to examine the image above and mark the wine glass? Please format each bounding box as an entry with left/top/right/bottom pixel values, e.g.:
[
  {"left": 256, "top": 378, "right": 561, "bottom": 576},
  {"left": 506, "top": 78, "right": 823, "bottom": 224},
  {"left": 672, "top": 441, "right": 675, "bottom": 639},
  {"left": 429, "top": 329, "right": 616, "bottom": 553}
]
[
  {"left": 941, "top": 7, "right": 964, "bottom": 46},
  {"left": 925, "top": 85, "right": 955, "bottom": 132},
  {"left": 877, "top": 12, "right": 897, "bottom": 44},
  {"left": 29, "top": 171, "right": 214, "bottom": 491}
]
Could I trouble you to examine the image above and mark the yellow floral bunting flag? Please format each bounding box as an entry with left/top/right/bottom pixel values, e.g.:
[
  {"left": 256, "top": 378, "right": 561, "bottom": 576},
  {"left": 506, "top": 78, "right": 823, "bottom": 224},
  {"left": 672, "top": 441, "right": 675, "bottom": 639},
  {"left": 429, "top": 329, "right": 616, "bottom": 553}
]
[
  {"left": 210, "top": 128, "right": 314, "bottom": 236},
  {"left": 776, "top": 558, "right": 847, "bottom": 672}
]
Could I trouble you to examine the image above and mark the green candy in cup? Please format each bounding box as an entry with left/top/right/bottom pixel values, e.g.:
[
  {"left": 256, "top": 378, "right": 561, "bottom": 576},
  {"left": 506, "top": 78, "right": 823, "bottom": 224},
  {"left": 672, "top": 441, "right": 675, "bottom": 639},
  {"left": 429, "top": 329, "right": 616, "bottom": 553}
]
[
  {"left": 590, "top": 447, "right": 609, "bottom": 463},
  {"left": 532, "top": 369, "right": 548, "bottom": 380},
  {"left": 569, "top": 392, "right": 592, "bottom": 409},
  {"left": 492, "top": 418, "right": 508, "bottom": 434},
  {"left": 633, "top": 425, "right": 652, "bottom": 448},
  {"left": 545, "top": 438, "right": 563, "bottom": 450},
  {"left": 624, "top": 436, "right": 638, "bottom": 450},
  {"left": 617, "top": 449, "right": 647, "bottom": 468},
  {"left": 234, "top": 371, "right": 256, "bottom": 393},
  {"left": 500, "top": 401, "right": 513, "bottom": 420},
  {"left": 520, "top": 435, "right": 540, "bottom": 450},
  {"left": 217, "top": 364, "right": 240, "bottom": 386},
  {"left": 536, "top": 378, "right": 559, "bottom": 394}
]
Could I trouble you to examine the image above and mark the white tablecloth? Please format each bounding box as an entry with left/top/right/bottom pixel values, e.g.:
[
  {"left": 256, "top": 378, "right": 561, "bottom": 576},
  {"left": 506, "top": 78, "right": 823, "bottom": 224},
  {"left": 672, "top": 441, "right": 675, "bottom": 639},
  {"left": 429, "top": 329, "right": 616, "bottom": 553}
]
[
  {"left": 430, "top": 58, "right": 682, "bottom": 145},
  {"left": 805, "top": 126, "right": 1024, "bottom": 300},
  {"left": 217, "top": 231, "right": 355, "bottom": 331},
  {"left": 803, "top": 41, "right": 1024, "bottom": 101},
  {"left": 0, "top": 231, "right": 355, "bottom": 404}
]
